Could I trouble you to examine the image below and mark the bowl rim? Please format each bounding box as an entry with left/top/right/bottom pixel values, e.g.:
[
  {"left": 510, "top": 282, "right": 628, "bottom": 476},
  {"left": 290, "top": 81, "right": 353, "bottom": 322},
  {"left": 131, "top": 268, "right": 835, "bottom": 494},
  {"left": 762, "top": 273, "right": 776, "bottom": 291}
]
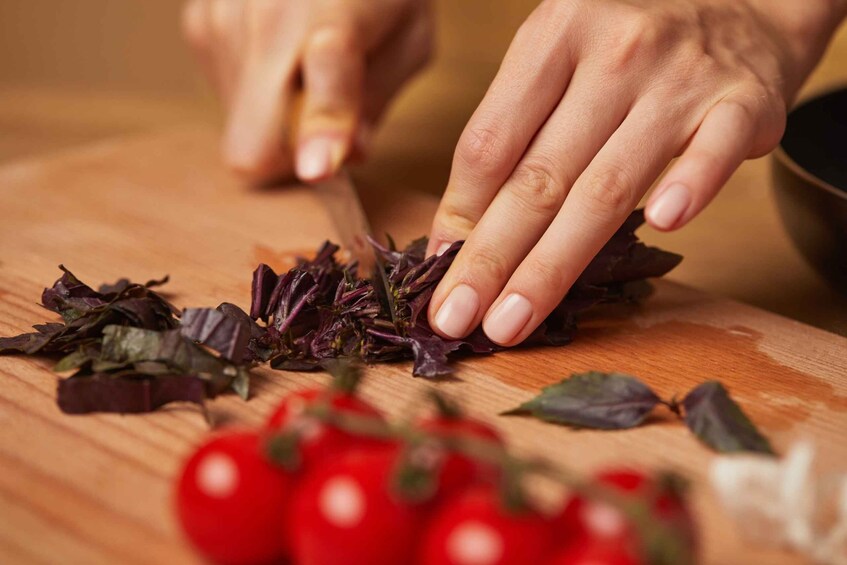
[
  {"left": 775, "top": 85, "right": 847, "bottom": 203},
  {"left": 773, "top": 145, "right": 847, "bottom": 202}
]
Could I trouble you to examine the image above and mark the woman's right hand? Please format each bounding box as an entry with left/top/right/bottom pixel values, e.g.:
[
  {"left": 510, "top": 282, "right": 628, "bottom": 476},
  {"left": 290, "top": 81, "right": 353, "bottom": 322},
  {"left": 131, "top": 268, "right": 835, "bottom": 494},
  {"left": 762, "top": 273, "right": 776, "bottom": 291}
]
[{"left": 182, "top": 0, "right": 433, "bottom": 184}]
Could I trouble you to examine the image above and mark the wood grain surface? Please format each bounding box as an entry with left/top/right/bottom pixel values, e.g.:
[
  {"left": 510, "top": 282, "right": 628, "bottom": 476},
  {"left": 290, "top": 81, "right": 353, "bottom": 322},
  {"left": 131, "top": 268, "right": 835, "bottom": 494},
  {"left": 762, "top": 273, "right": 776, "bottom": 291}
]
[{"left": 0, "top": 128, "right": 845, "bottom": 565}]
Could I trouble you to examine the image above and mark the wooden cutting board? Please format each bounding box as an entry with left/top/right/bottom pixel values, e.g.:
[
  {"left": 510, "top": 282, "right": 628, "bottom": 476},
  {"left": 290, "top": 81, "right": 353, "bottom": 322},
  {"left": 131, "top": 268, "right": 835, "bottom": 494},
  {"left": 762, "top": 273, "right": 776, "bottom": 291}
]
[{"left": 0, "top": 128, "right": 845, "bottom": 565}]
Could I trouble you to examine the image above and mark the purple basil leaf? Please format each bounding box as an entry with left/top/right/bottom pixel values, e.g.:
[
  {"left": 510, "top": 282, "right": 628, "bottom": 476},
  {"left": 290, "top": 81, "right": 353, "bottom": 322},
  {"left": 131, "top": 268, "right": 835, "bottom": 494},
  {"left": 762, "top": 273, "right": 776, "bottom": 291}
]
[
  {"left": 503, "top": 371, "right": 661, "bottom": 429},
  {"left": 181, "top": 307, "right": 250, "bottom": 362},
  {"left": 270, "top": 357, "right": 321, "bottom": 371},
  {"left": 0, "top": 329, "right": 59, "bottom": 355},
  {"left": 57, "top": 373, "right": 208, "bottom": 414},
  {"left": 98, "top": 274, "right": 169, "bottom": 295},
  {"left": 111, "top": 297, "right": 176, "bottom": 330},
  {"left": 215, "top": 302, "right": 269, "bottom": 363},
  {"left": 41, "top": 265, "right": 103, "bottom": 315},
  {"left": 682, "top": 381, "right": 774, "bottom": 455},
  {"left": 407, "top": 333, "right": 462, "bottom": 378},
  {"left": 216, "top": 303, "right": 264, "bottom": 337},
  {"left": 250, "top": 264, "right": 278, "bottom": 321},
  {"left": 576, "top": 210, "right": 682, "bottom": 288}
]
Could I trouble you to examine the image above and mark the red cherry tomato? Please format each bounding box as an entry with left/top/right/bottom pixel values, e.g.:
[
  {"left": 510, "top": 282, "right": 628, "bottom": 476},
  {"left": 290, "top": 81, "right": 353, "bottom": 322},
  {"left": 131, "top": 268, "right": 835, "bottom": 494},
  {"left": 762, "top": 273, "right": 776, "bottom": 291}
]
[
  {"left": 175, "top": 430, "right": 293, "bottom": 565},
  {"left": 418, "top": 485, "right": 555, "bottom": 565},
  {"left": 418, "top": 415, "right": 504, "bottom": 497},
  {"left": 290, "top": 446, "right": 422, "bottom": 565},
  {"left": 554, "top": 469, "right": 697, "bottom": 560},
  {"left": 266, "top": 388, "right": 385, "bottom": 470},
  {"left": 545, "top": 538, "right": 641, "bottom": 565}
]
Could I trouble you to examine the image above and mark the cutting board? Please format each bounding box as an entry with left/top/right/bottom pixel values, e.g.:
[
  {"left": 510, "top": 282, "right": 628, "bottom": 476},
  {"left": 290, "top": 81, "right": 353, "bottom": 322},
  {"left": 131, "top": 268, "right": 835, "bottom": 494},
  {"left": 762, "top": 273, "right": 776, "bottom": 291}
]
[{"left": 0, "top": 128, "right": 845, "bottom": 565}]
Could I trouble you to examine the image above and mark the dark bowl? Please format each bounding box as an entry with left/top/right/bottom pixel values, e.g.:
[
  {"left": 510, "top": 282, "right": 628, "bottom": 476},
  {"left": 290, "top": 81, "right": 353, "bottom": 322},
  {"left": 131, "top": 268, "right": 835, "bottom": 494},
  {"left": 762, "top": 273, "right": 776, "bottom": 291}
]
[{"left": 772, "top": 86, "right": 847, "bottom": 294}]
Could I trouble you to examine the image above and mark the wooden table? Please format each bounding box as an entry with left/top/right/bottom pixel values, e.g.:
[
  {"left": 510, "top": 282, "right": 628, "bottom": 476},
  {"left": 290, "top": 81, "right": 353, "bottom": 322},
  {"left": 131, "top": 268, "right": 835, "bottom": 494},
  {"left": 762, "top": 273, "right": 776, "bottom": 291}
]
[{"left": 0, "top": 128, "right": 845, "bottom": 564}]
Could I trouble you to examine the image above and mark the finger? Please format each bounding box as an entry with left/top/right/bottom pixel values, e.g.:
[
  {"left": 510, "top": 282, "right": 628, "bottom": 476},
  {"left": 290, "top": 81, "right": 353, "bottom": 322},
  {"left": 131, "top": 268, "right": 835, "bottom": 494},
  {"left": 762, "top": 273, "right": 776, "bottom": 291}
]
[
  {"left": 296, "top": 0, "right": 417, "bottom": 179},
  {"left": 296, "top": 25, "right": 365, "bottom": 183},
  {"left": 426, "top": 9, "right": 580, "bottom": 256},
  {"left": 426, "top": 68, "right": 631, "bottom": 339},
  {"left": 350, "top": 5, "right": 434, "bottom": 161},
  {"left": 482, "top": 101, "right": 694, "bottom": 345},
  {"left": 182, "top": 0, "right": 247, "bottom": 108},
  {"left": 222, "top": 2, "right": 309, "bottom": 181},
  {"left": 181, "top": 0, "right": 217, "bottom": 84},
  {"left": 361, "top": 2, "right": 434, "bottom": 129},
  {"left": 206, "top": 0, "right": 247, "bottom": 106},
  {"left": 645, "top": 99, "right": 756, "bottom": 231}
]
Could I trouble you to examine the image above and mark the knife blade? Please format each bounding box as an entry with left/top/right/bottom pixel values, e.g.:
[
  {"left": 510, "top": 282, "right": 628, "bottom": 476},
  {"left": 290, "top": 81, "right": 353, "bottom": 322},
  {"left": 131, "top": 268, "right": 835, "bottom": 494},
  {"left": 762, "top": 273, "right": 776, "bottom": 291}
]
[
  {"left": 312, "top": 171, "right": 399, "bottom": 328},
  {"left": 312, "top": 170, "right": 375, "bottom": 276}
]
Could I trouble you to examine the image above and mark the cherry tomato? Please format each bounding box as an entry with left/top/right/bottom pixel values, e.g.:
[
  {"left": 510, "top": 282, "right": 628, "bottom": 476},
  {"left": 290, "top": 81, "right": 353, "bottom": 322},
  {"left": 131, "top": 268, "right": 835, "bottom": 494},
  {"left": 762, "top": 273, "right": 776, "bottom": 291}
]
[
  {"left": 290, "top": 446, "right": 422, "bottom": 565},
  {"left": 266, "top": 387, "right": 385, "bottom": 470},
  {"left": 418, "top": 415, "right": 504, "bottom": 497},
  {"left": 554, "top": 469, "right": 697, "bottom": 560},
  {"left": 175, "top": 430, "right": 293, "bottom": 565},
  {"left": 418, "top": 484, "right": 555, "bottom": 565},
  {"left": 545, "top": 538, "right": 641, "bottom": 565}
]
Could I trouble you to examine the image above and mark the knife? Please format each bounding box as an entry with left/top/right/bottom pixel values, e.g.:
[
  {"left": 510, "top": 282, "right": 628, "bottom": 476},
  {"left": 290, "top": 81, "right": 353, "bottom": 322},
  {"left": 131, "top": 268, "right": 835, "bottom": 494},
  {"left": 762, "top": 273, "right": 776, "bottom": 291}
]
[
  {"left": 312, "top": 170, "right": 399, "bottom": 327},
  {"left": 287, "top": 93, "right": 398, "bottom": 325},
  {"left": 311, "top": 171, "right": 375, "bottom": 275},
  {"left": 285, "top": 95, "right": 371, "bottom": 267}
]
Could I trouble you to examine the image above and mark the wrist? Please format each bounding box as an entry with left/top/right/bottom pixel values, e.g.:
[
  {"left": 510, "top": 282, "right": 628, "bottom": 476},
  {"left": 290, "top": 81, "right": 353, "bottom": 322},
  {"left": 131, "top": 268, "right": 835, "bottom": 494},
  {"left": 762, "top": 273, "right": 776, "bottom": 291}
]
[
  {"left": 745, "top": 0, "right": 846, "bottom": 97},
  {"left": 749, "top": 0, "right": 845, "bottom": 61}
]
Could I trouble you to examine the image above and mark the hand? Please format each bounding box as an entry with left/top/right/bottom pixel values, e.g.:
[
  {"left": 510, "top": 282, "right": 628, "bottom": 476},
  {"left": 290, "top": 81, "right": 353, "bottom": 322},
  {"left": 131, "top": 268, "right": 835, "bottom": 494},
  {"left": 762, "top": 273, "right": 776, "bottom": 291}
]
[
  {"left": 426, "top": 0, "right": 845, "bottom": 346},
  {"left": 182, "top": 0, "right": 433, "bottom": 183}
]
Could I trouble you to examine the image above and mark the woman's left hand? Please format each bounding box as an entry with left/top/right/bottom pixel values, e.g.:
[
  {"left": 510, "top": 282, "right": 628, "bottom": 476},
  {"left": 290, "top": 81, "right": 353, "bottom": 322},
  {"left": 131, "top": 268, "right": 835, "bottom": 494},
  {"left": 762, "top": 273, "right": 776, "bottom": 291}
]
[{"left": 426, "top": 0, "right": 844, "bottom": 346}]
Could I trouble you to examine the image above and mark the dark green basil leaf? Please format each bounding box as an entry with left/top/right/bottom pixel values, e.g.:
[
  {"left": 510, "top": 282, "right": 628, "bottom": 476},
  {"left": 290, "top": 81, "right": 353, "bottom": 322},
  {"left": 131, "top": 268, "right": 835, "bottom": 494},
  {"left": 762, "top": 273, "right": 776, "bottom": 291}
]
[
  {"left": 504, "top": 371, "right": 661, "bottom": 429},
  {"left": 683, "top": 381, "right": 774, "bottom": 454}
]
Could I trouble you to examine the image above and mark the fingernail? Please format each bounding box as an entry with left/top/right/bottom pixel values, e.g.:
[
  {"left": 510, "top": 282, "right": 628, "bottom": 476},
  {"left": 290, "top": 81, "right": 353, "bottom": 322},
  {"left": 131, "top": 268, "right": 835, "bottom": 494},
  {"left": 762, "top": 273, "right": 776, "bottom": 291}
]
[
  {"left": 297, "top": 137, "right": 334, "bottom": 181},
  {"left": 647, "top": 183, "right": 691, "bottom": 230},
  {"left": 483, "top": 293, "right": 533, "bottom": 345},
  {"left": 436, "top": 241, "right": 452, "bottom": 256},
  {"left": 433, "top": 284, "right": 479, "bottom": 338}
]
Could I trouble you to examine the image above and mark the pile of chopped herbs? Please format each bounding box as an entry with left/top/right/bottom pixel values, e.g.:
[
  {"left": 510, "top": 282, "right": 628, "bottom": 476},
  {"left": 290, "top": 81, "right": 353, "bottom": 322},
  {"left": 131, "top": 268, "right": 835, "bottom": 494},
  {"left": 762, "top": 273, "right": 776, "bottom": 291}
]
[
  {"left": 0, "top": 210, "right": 681, "bottom": 415},
  {"left": 249, "top": 210, "right": 681, "bottom": 376}
]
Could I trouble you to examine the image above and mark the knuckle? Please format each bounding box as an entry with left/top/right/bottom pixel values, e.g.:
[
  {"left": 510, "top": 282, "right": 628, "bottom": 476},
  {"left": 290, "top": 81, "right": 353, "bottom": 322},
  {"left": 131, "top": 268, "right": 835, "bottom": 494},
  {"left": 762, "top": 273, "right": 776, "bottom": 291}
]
[
  {"left": 181, "top": 0, "right": 210, "bottom": 49},
  {"left": 207, "top": 2, "right": 233, "bottom": 39},
  {"left": 508, "top": 157, "right": 565, "bottom": 215},
  {"left": 437, "top": 200, "right": 480, "bottom": 238},
  {"left": 727, "top": 94, "right": 785, "bottom": 156},
  {"left": 523, "top": 257, "right": 569, "bottom": 295},
  {"left": 722, "top": 96, "right": 759, "bottom": 126},
  {"left": 308, "top": 25, "right": 360, "bottom": 58},
  {"left": 246, "top": 0, "right": 287, "bottom": 41},
  {"left": 466, "top": 245, "right": 511, "bottom": 284},
  {"left": 521, "top": 0, "right": 580, "bottom": 49},
  {"left": 455, "top": 123, "right": 513, "bottom": 179},
  {"left": 583, "top": 165, "right": 638, "bottom": 216},
  {"left": 602, "top": 11, "right": 671, "bottom": 73},
  {"left": 533, "top": 0, "right": 578, "bottom": 28}
]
